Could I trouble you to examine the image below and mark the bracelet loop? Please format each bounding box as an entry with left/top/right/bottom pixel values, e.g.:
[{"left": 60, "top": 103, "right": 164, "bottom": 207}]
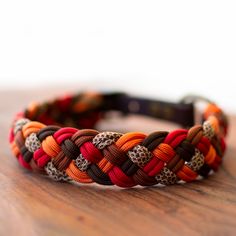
[{"left": 9, "top": 91, "right": 228, "bottom": 188}]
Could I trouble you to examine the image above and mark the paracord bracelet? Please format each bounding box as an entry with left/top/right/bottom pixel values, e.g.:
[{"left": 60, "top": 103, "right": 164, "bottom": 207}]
[{"left": 9, "top": 91, "right": 228, "bottom": 188}]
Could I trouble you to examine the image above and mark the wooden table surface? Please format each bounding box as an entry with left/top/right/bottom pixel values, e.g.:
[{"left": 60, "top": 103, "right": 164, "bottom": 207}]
[{"left": 1, "top": 88, "right": 236, "bottom": 236}]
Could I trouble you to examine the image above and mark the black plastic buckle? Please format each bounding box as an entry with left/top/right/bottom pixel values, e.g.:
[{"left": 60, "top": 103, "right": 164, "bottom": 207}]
[{"left": 102, "top": 92, "right": 195, "bottom": 128}]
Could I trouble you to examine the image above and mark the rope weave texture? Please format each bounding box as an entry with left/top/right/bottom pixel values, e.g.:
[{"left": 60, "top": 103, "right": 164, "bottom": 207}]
[{"left": 9, "top": 92, "right": 228, "bottom": 188}]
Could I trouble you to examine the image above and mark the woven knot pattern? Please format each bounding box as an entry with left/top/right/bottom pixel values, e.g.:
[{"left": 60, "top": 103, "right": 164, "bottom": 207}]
[{"left": 9, "top": 92, "right": 228, "bottom": 188}]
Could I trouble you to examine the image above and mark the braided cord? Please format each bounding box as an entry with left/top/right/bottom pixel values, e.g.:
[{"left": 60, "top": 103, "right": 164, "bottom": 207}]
[{"left": 9, "top": 92, "right": 228, "bottom": 188}]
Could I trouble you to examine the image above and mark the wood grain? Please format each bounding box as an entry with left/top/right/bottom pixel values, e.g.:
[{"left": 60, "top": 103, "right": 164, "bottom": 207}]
[{"left": 0, "top": 88, "right": 236, "bottom": 236}]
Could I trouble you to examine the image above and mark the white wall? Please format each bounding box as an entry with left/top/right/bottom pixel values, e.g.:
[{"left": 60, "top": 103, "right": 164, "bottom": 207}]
[{"left": 0, "top": 0, "right": 236, "bottom": 113}]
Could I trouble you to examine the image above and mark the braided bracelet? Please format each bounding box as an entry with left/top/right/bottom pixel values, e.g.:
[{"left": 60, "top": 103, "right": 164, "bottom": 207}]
[{"left": 9, "top": 91, "right": 228, "bottom": 188}]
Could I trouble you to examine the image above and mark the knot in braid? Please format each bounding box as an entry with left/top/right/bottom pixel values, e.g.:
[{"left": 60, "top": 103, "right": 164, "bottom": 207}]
[{"left": 9, "top": 92, "right": 229, "bottom": 188}]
